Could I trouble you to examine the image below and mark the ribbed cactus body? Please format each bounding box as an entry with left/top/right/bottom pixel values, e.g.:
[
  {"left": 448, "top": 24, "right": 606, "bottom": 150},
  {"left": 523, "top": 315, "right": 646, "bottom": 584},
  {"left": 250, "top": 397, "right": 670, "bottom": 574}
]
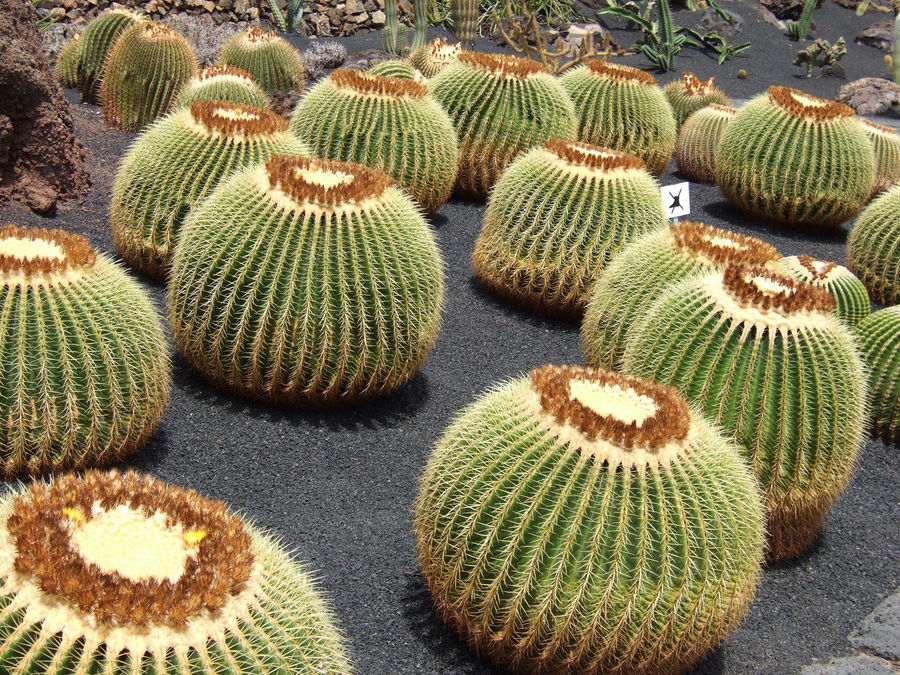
[
  {"left": 474, "top": 141, "right": 666, "bottom": 319},
  {"left": 775, "top": 254, "right": 870, "bottom": 327},
  {"left": 415, "top": 365, "right": 764, "bottom": 673},
  {"left": 663, "top": 72, "right": 730, "bottom": 128},
  {"left": 0, "top": 470, "right": 351, "bottom": 674},
  {"left": 715, "top": 86, "right": 874, "bottom": 228},
  {"left": 560, "top": 60, "right": 677, "bottom": 176},
  {"left": 0, "top": 226, "right": 169, "bottom": 477},
  {"left": 111, "top": 101, "right": 308, "bottom": 279},
  {"left": 218, "top": 27, "right": 305, "bottom": 94},
  {"left": 623, "top": 266, "right": 867, "bottom": 561},
  {"left": 75, "top": 9, "right": 144, "bottom": 102},
  {"left": 409, "top": 37, "right": 461, "bottom": 78},
  {"left": 169, "top": 155, "right": 444, "bottom": 407},
  {"left": 429, "top": 52, "right": 576, "bottom": 199},
  {"left": 860, "top": 119, "right": 900, "bottom": 196},
  {"left": 675, "top": 104, "right": 735, "bottom": 183},
  {"left": 582, "top": 221, "right": 781, "bottom": 370},
  {"left": 290, "top": 69, "right": 458, "bottom": 212},
  {"left": 857, "top": 307, "right": 900, "bottom": 444},
  {"left": 55, "top": 34, "right": 82, "bottom": 89},
  {"left": 847, "top": 184, "right": 900, "bottom": 306},
  {"left": 100, "top": 22, "right": 198, "bottom": 132},
  {"left": 368, "top": 59, "right": 424, "bottom": 80},
  {"left": 451, "top": 0, "right": 479, "bottom": 45},
  {"left": 174, "top": 64, "right": 270, "bottom": 109}
]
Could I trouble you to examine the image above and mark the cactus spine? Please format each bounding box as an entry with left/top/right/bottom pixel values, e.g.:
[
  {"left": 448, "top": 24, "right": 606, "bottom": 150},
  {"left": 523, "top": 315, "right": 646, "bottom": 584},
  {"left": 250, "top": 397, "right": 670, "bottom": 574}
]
[
  {"left": 0, "top": 470, "right": 352, "bottom": 673},
  {"left": 774, "top": 254, "right": 871, "bottom": 327},
  {"left": 675, "top": 103, "right": 736, "bottom": 183},
  {"left": 415, "top": 365, "right": 764, "bottom": 673},
  {"left": 860, "top": 119, "right": 900, "bottom": 196},
  {"left": 174, "top": 64, "right": 270, "bottom": 109},
  {"left": 663, "top": 72, "right": 730, "bottom": 128},
  {"left": 55, "top": 33, "right": 82, "bottom": 88},
  {"left": 409, "top": 36, "right": 461, "bottom": 78},
  {"left": 847, "top": 184, "right": 900, "bottom": 306},
  {"left": 218, "top": 27, "right": 305, "bottom": 94},
  {"left": 74, "top": 9, "right": 144, "bottom": 103},
  {"left": 451, "top": 0, "right": 479, "bottom": 45},
  {"left": 856, "top": 307, "right": 900, "bottom": 444}
]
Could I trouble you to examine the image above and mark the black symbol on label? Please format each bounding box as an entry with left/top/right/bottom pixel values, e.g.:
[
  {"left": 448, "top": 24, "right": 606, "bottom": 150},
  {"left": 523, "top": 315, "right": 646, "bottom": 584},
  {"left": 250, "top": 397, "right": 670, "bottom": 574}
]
[{"left": 668, "top": 189, "right": 682, "bottom": 211}]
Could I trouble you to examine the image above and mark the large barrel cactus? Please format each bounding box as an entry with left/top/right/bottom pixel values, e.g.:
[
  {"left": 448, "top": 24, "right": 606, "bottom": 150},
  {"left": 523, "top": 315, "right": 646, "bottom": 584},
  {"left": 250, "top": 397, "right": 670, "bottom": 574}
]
[
  {"left": 856, "top": 307, "right": 900, "bottom": 444},
  {"left": 675, "top": 103, "right": 736, "bottom": 183},
  {"left": 290, "top": 68, "right": 459, "bottom": 213},
  {"left": 174, "top": 64, "right": 270, "bottom": 109},
  {"left": 860, "top": 119, "right": 900, "bottom": 196},
  {"left": 429, "top": 51, "right": 576, "bottom": 199},
  {"left": 111, "top": 101, "right": 308, "bottom": 278},
  {"left": 715, "top": 86, "right": 874, "bottom": 228},
  {"left": 847, "top": 183, "right": 900, "bottom": 306},
  {"left": 169, "top": 155, "right": 444, "bottom": 407},
  {"left": 663, "top": 71, "right": 730, "bottom": 128},
  {"left": 0, "top": 469, "right": 351, "bottom": 673},
  {"left": 55, "top": 33, "right": 82, "bottom": 89},
  {"left": 74, "top": 8, "right": 145, "bottom": 102},
  {"left": 473, "top": 140, "right": 667, "bottom": 319},
  {"left": 0, "top": 225, "right": 169, "bottom": 476},
  {"left": 218, "top": 27, "right": 305, "bottom": 94},
  {"left": 409, "top": 36, "right": 461, "bottom": 78},
  {"left": 415, "top": 364, "right": 764, "bottom": 673},
  {"left": 368, "top": 59, "right": 425, "bottom": 80},
  {"left": 582, "top": 220, "right": 780, "bottom": 370},
  {"left": 774, "top": 254, "right": 870, "bottom": 327},
  {"left": 624, "top": 265, "right": 867, "bottom": 561}
]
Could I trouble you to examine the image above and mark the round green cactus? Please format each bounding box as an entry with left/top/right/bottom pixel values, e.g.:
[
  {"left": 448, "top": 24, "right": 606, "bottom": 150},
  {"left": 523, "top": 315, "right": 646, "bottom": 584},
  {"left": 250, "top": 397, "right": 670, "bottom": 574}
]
[
  {"left": 111, "top": 101, "right": 308, "bottom": 279},
  {"left": 429, "top": 51, "right": 576, "bottom": 199},
  {"left": 860, "top": 119, "right": 900, "bottom": 196},
  {"left": 174, "top": 64, "right": 270, "bottom": 109},
  {"left": 169, "top": 155, "right": 444, "bottom": 407},
  {"left": 715, "top": 86, "right": 874, "bottom": 228},
  {"left": 675, "top": 103, "right": 736, "bottom": 183},
  {"left": 409, "top": 37, "right": 461, "bottom": 78},
  {"left": 415, "top": 364, "right": 764, "bottom": 673},
  {"left": 368, "top": 59, "right": 424, "bottom": 80},
  {"left": 473, "top": 140, "right": 667, "bottom": 319},
  {"left": 623, "top": 265, "right": 867, "bottom": 561},
  {"left": 560, "top": 59, "right": 677, "bottom": 176},
  {"left": 74, "top": 8, "right": 145, "bottom": 103},
  {"left": 774, "top": 254, "right": 871, "bottom": 327},
  {"left": 582, "top": 220, "right": 781, "bottom": 370},
  {"left": 0, "top": 225, "right": 169, "bottom": 477},
  {"left": 290, "top": 68, "right": 459, "bottom": 213},
  {"left": 218, "top": 27, "right": 305, "bottom": 94},
  {"left": 99, "top": 22, "right": 198, "bottom": 132},
  {"left": 856, "top": 307, "right": 900, "bottom": 444},
  {"left": 663, "top": 72, "right": 730, "bottom": 128},
  {"left": 0, "top": 469, "right": 352, "bottom": 673},
  {"left": 847, "top": 183, "right": 900, "bottom": 306},
  {"left": 55, "top": 33, "right": 82, "bottom": 89}
]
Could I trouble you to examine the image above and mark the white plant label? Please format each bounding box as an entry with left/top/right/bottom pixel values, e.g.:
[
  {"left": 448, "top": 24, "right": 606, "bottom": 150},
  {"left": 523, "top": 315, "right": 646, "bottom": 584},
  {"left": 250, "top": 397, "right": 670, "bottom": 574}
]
[{"left": 662, "top": 182, "right": 690, "bottom": 219}]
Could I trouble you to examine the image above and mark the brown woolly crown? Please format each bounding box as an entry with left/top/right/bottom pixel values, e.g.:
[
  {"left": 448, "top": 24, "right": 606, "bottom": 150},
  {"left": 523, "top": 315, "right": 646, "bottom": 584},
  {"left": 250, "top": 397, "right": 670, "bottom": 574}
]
[
  {"left": 670, "top": 221, "right": 780, "bottom": 268},
  {"left": 330, "top": 68, "right": 427, "bottom": 99},
  {"left": 722, "top": 265, "right": 836, "bottom": 314},
  {"left": 861, "top": 118, "right": 898, "bottom": 137},
  {"left": 708, "top": 103, "right": 737, "bottom": 115},
  {"left": 6, "top": 470, "right": 254, "bottom": 628},
  {"left": 530, "top": 365, "right": 690, "bottom": 451},
  {"left": 189, "top": 100, "right": 288, "bottom": 136},
  {"left": 243, "top": 26, "right": 278, "bottom": 44},
  {"left": 585, "top": 59, "right": 657, "bottom": 85},
  {"left": 545, "top": 139, "right": 646, "bottom": 171},
  {"left": 790, "top": 254, "right": 839, "bottom": 283},
  {"left": 266, "top": 155, "right": 394, "bottom": 207},
  {"left": 424, "top": 36, "right": 461, "bottom": 60},
  {"left": 767, "top": 86, "right": 854, "bottom": 121},
  {"left": 458, "top": 51, "right": 545, "bottom": 78},
  {"left": 678, "top": 72, "right": 718, "bottom": 97},
  {"left": 0, "top": 224, "right": 96, "bottom": 278},
  {"left": 142, "top": 22, "right": 178, "bottom": 40},
  {"left": 195, "top": 64, "right": 255, "bottom": 81}
]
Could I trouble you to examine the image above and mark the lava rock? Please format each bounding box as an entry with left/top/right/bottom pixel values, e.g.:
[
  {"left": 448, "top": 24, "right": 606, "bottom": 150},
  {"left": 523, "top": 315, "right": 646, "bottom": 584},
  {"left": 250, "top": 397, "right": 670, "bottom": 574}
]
[
  {"left": 856, "top": 20, "right": 893, "bottom": 52},
  {"left": 761, "top": 0, "right": 824, "bottom": 21},
  {"left": 838, "top": 77, "right": 900, "bottom": 115},
  {"left": 800, "top": 655, "right": 896, "bottom": 674},
  {"left": 695, "top": 6, "right": 744, "bottom": 37},
  {"left": 849, "top": 589, "right": 900, "bottom": 661}
]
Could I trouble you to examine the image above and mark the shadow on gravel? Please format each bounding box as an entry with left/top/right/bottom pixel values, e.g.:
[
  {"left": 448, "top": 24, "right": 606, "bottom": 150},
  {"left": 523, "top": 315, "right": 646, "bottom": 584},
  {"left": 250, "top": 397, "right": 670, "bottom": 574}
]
[
  {"left": 765, "top": 534, "right": 827, "bottom": 571},
  {"left": 466, "top": 276, "right": 582, "bottom": 336},
  {"left": 701, "top": 200, "right": 849, "bottom": 248}
]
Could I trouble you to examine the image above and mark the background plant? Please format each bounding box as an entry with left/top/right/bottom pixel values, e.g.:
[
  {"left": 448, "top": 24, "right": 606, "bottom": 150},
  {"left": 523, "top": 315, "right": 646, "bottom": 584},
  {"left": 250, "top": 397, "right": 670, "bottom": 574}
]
[
  {"left": 268, "top": 0, "right": 305, "bottom": 33},
  {"left": 786, "top": 0, "right": 817, "bottom": 39}
]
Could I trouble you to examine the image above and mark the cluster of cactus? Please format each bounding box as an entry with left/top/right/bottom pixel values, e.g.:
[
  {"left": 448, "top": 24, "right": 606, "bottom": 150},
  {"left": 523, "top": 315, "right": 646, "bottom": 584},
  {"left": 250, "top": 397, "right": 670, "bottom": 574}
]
[
  {"left": 560, "top": 59, "right": 677, "bottom": 175},
  {"left": 623, "top": 265, "right": 867, "bottom": 561},
  {"left": 409, "top": 37, "right": 462, "bottom": 78},
  {"left": 218, "top": 27, "right": 305, "bottom": 94},
  {"left": 860, "top": 119, "right": 900, "bottom": 196},
  {"left": 847, "top": 183, "right": 900, "bottom": 306},
  {"left": 0, "top": 225, "right": 169, "bottom": 476},
  {"left": 774, "top": 254, "right": 871, "bottom": 327},
  {"left": 0, "top": 469, "right": 351, "bottom": 673},
  {"left": 111, "top": 101, "right": 309, "bottom": 278},
  {"left": 473, "top": 140, "right": 666, "bottom": 319},
  {"left": 382, "top": 0, "right": 429, "bottom": 55},
  {"left": 55, "top": 33, "right": 82, "bottom": 88},
  {"left": 856, "top": 307, "right": 900, "bottom": 444},
  {"left": 168, "top": 155, "right": 444, "bottom": 407},
  {"left": 675, "top": 103, "right": 736, "bottom": 183},
  {"left": 663, "top": 71, "right": 730, "bottom": 127},
  {"left": 100, "top": 22, "right": 198, "bottom": 131},
  {"left": 415, "top": 364, "right": 764, "bottom": 673},
  {"left": 71, "top": 9, "right": 145, "bottom": 102},
  {"left": 174, "top": 64, "right": 270, "bottom": 109},
  {"left": 715, "top": 86, "right": 874, "bottom": 228},
  {"left": 429, "top": 51, "right": 576, "bottom": 199},
  {"left": 368, "top": 59, "right": 424, "bottom": 80}
]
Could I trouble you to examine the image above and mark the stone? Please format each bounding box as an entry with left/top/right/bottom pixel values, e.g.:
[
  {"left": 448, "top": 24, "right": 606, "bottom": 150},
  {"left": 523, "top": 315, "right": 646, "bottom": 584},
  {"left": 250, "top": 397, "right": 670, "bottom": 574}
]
[
  {"left": 856, "top": 21, "right": 893, "bottom": 52},
  {"left": 343, "top": 48, "right": 393, "bottom": 70},
  {"left": 345, "top": 0, "right": 365, "bottom": 13},
  {"left": 800, "top": 655, "right": 896, "bottom": 674},
  {"left": 756, "top": 4, "right": 787, "bottom": 30},
  {"left": 695, "top": 6, "right": 744, "bottom": 37},
  {"left": 849, "top": 589, "right": 900, "bottom": 660},
  {"left": 837, "top": 77, "right": 900, "bottom": 115},
  {"left": 233, "top": 0, "right": 249, "bottom": 14},
  {"left": 371, "top": 9, "right": 384, "bottom": 23},
  {"left": 761, "top": 0, "right": 824, "bottom": 20},
  {"left": 834, "top": 0, "right": 892, "bottom": 12}
]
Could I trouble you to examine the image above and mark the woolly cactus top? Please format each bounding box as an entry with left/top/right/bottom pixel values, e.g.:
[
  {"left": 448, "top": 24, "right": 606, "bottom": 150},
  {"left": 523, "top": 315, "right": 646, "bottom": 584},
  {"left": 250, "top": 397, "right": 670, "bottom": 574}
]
[
  {"left": 239, "top": 26, "right": 280, "bottom": 47},
  {"left": 676, "top": 72, "right": 721, "bottom": 98},
  {"left": 457, "top": 51, "right": 546, "bottom": 79},
  {"left": 767, "top": 86, "right": 854, "bottom": 122},
  {"left": 420, "top": 37, "right": 461, "bottom": 67},
  {"left": 262, "top": 155, "right": 394, "bottom": 210},
  {"left": 330, "top": 68, "right": 427, "bottom": 100},
  {"left": 860, "top": 118, "right": 899, "bottom": 139},
  {"left": 187, "top": 64, "right": 257, "bottom": 88},
  {"left": 541, "top": 139, "right": 646, "bottom": 174},
  {"left": 670, "top": 221, "right": 780, "bottom": 268},
  {"left": 0, "top": 224, "right": 96, "bottom": 285},
  {"left": 188, "top": 100, "right": 288, "bottom": 138},
  {"left": 780, "top": 254, "right": 856, "bottom": 286},
  {"left": 138, "top": 22, "right": 181, "bottom": 42},
  {"left": 583, "top": 59, "right": 657, "bottom": 85},
  {"left": 706, "top": 103, "right": 737, "bottom": 116}
]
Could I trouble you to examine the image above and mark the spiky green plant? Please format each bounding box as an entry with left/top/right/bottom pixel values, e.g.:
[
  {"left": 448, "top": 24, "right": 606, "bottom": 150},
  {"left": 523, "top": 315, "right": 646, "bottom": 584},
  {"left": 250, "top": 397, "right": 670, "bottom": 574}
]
[
  {"left": 99, "top": 22, "right": 198, "bottom": 132},
  {"left": 55, "top": 33, "right": 82, "bottom": 88},
  {"left": 0, "top": 469, "right": 352, "bottom": 673},
  {"left": 218, "top": 27, "right": 305, "bottom": 94},
  {"left": 715, "top": 86, "right": 874, "bottom": 228},
  {"left": 860, "top": 119, "right": 900, "bottom": 196},
  {"left": 290, "top": 69, "right": 458, "bottom": 213},
  {"left": 409, "top": 36, "right": 461, "bottom": 78},
  {"left": 774, "top": 254, "right": 871, "bottom": 327},
  {"left": 111, "top": 101, "right": 309, "bottom": 279},
  {"left": 663, "top": 72, "right": 730, "bottom": 128},
  {"left": 429, "top": 51, "right": 576, "bottom": 199},
  {"left": 451, "top": 0, "right": 479, "bottom": 45},
  {"left": 623, "top": 265, "right": 867, "bottom": 561},
  {"left": 415, "top": 364, "right": 764, "bottom": 673},
  {"left": 174, "top": 64, "right": 270, "bottom": 109},
  {"left": 73, "top": 9, "right": 144, "bottom": 103},
  {"left": 168, "top": 155, "right": 444, "bottom": 407},
  {"left": 368, "top": 59, "right": 424, "bottom": 80},
  {"left": 582, "top": 220, "right": 781, "bottom": 370},
  {"left": 474, "top": 141, "right": 667, "bottom": 319},
  {"left": 382, "top": 0, "right": 408, "bottom": 55},
  {"left": 0, "top": 225, "right": 169, "bottom": 477},
  {"left": 675, "top": 103, "right": 736, "bottom": 183},
  {"left": 856, "top": 307, "right": 900, "bottom": 444},
  {"left": 847, "top": 184, "right": 900, "bottom": 306}
]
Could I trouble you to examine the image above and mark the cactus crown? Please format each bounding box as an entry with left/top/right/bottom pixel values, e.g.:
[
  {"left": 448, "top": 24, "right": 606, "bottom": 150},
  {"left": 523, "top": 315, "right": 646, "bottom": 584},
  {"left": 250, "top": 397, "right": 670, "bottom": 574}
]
[
  {"left": 767, "top": 86, "right": 854, "bottom": 121},
  {"left": 584, "top": 59, "right": 657, "bottom": 85},
  {"left": 0, "top": 224, "right": 96, "bottom": 281},
  {"left": 194, "top": 64, "right": 255, "bottom": 82},
  {"left": 458, "top": 51, "right": 545, "bottom": 78},
  {"left": 679, "top": 71, "right": 717, "bottom": 96},
  {"left": 264, "top": 155, "right": 393, "bottom": 208},
  {"left": 142, "top": 22, "right": 178, "bottom": 40},
  {"left": 543, "top": 139, "right": 645, "bottom": 171},
  {"left": 670, "top": 221, "right": 780, "bottom": 268},
  {"left": 708, "top": 103, "right": 737, "bottom": 115},
  {"left": 242, "top": 26, "right": 279, "bottom": 45},
  {"left": 722, "top": 265, "right": 836, "bottom": 315},
  {"left": 861, "top": 118, "right": 898, "bottom": 138},
  {"left": 189, "top": 100, "right": 288, "bottom": 137},
  {"left": 331, "top": 68, "right": 427, "bottom": 99},
  {"left": 781, "top": 254, "right": 851, "bottom": 285},
  {"left": 423, "top": 36, "right": 461, "bottom": 63}
]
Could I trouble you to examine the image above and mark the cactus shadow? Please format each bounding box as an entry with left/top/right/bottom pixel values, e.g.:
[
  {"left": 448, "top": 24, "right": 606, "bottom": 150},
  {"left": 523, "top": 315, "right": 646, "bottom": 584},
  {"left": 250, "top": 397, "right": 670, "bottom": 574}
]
[
  {"left": 466, "top": 275, "right": 582, "bottom": 335},
  {"left": 125, "top": 426, "right": 172, "bottom": 473},
  {"left": 764, "top": 534, "right": 827, "bottom": 571},
  {"left": 700, "top": 199, "right": 849, "bottom": 249}
]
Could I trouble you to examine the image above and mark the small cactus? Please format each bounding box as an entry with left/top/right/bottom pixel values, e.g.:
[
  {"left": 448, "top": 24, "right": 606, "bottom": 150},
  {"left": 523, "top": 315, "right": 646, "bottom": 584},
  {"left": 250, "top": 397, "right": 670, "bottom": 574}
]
[
  {"left": 860, "top": 119, "right": 900, "bottom": 196},
  {"left": 415, "top": 364, "right": 764, "bottom": 673},
  {"left": 0, "top": 469, "right": 352, "bottom": 673},
  {"left": 847, "top": 183, "right": 900, "bottom": 306},
  {"left": 409, "top": 37, "right": 461, "bottom": 78},
  {"left": 663, "top": 72, "right": 730, "bottom": 128},
  {"left": 856, "top": 307, "right": 900, "bottom": 444},
  {"left": 74, "top": 8, "right": 145, "bottom": 102},
  {"left": 473, "top": 140, "right": 667, "bottom": 319},
  {"left": 368, "top": 59, "right": 425, "bottom": 81},
  {"left": 623, "top": 265, "right": 867, "bottom": 561},
  {"left": 774, "top": 254, "right": 871, "bottom": 327},
  {"left": 55, "top": 33, "right": 82, "bottom": 88},
  {"left": 174, "top": 64, "right": 270, "bottom": 109},
  {"left": 675, "top": 103, "right": 736, "bottom": 183},
  {"left": 451, "top": 0, "right": 480, "bottom": 45},
  {"left": 218, "top": 27, "right": 305, "bottom": 94},
  {"left": 111, "top": 101, "right": 309, "bottom": 278},
  {"left": 168, "top": 155, "right": 444, "bottom": 407},
  {"left": 560, "top": 59, "right": 677, "bottom": 176},
  {"left": 0, "top": 225, "right": 169, "bottom": 476}
]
